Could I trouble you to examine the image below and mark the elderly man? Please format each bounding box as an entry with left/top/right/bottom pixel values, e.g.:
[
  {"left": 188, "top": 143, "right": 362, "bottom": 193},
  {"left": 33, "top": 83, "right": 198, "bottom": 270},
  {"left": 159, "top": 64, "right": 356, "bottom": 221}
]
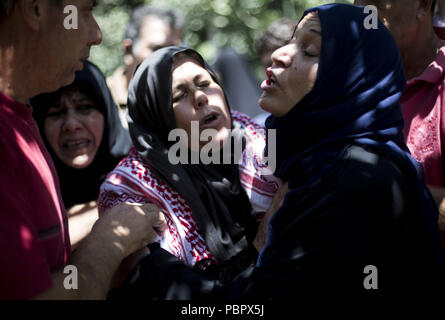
[
  {"left": 354, "top": 0, "right": 445, "bottom": 247},
  {"left": 107, "top": 5, "right": 184, "bottom": 109},
  {"left": 0, "top": 0, "right": 165, "bottom": 299}
]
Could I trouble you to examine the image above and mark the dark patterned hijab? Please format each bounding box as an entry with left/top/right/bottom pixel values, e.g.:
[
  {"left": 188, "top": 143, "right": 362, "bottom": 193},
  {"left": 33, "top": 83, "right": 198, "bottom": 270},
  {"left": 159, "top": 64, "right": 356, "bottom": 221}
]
[
  {"left": 31, "top": 61, "right": 132, "bottom": 208},
  {"left": 127, "top": 46, "right": 256, "bottom": 263}
]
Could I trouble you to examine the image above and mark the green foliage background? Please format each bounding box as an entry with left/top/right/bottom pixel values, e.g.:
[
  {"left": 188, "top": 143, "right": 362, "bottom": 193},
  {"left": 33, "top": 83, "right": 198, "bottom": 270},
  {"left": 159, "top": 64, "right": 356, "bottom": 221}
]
[{"left": 90, "top": 0, "right": 353, "bottom": 79}]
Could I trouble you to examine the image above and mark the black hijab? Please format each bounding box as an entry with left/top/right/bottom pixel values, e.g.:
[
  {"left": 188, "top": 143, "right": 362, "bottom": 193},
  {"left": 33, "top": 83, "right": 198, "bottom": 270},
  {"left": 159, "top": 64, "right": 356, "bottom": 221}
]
[
  {"left": 127, "top": 46, "right": 256, "bottom": 263},
  {"left": 31, "top": 61, "right": 132, "bottom": 208}
]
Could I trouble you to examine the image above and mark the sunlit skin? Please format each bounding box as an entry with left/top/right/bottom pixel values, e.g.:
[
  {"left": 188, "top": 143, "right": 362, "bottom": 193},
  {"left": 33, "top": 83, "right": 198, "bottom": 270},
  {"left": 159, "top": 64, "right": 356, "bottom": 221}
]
[
  {"left": 353, "top": 0, "right": 418, "bottom": 55},
  {"left": 40, "top": 0, "right": 102, "bottom": 91},
  {"left": 354, "top": 0, "right": 441, "bottom": 80},
  {"left": 44, "top": 87, "right": 104, "bottom": 169},
  {"left": 258, "top": 12, "right": 321, "bottom": 117},
  {"left": 171, "top": 54, "right": 232, "bottom": 152},
  {"left": 0, "top": 0, "right": 102, "bottom": 104}
]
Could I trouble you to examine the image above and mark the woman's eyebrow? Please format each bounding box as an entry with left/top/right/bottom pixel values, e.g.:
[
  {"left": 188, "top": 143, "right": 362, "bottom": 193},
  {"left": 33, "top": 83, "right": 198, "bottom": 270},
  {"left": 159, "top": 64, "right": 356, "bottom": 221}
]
[
  {"left": 173, "top": 83, "right": 186, "bottom": 92},
  {"left": 72, "top": 97, "right": 90, "bottom": 102},
  {"left": 47, "top": 103, "right": 64, "bottom": 111},
  {"left": 72, "top": 97, "right": 91, "bottom": 104},
  {"left": 193, "top": 73, "right": 207, "bottom": 82},
  {"left": 291, "top": 26, "right": 321, "bottom": 40},
  {"left": 173, "top": 72, "right": 207, "bottom": 90}
]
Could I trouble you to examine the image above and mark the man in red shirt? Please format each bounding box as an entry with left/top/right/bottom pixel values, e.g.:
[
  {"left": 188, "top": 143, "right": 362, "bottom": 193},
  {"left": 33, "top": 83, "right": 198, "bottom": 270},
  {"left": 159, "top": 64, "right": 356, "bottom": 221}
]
[
  {"left": 0, "top": 0, "right": 165, "bottom": 299},
  {"left": 354, "top": 0, "right": 445, "bottom": 247}
]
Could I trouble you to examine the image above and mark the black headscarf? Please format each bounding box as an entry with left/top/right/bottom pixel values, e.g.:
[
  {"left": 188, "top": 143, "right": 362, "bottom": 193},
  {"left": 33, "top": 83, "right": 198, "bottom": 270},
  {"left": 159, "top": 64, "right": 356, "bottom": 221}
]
[
  {"left": 31, "top": 61, "right": 132, "bottom": 208},
  {"left": 127, "top": 46, "right": 256, "bottom": 263}
]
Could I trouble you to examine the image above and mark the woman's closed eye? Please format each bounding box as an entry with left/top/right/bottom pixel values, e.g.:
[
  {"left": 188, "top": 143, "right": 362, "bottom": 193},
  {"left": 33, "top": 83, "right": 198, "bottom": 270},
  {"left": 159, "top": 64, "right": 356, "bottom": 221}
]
[
  {"left": 303, "top": 50, "right": 318, "bottom": 58},
  {"left": 76, "top": 104, "right": 96, "bottom": 114},
  {"left": 173, "top": 81, "right": 211, "bottom": 103},
  {"left": 46, "top": 104, "right": 96, "bottom": 118},
  {"left": 303, "top": 44, "right": 320, "bottom": 58},
  {"left": 46, "top": 106, "right": 66, "bottom": 118},
  {"left": 197, "top": 80, "right": 211, "bottom": 88},
  {"left": 173, "top": 91, "right": 186, "bottom": 103}
]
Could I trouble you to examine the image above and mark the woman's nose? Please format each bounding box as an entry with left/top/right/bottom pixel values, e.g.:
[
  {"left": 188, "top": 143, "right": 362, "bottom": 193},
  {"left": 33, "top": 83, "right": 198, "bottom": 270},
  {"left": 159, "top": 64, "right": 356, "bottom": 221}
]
[
  {"left": 62, "top": 112, "right": 83, "bottom": 133},
  {"left": 271, "top": 45, "right": 293, "bottom": 68},
  {"left": 194, "top": 89, "right": 209, "bottom": 110}
]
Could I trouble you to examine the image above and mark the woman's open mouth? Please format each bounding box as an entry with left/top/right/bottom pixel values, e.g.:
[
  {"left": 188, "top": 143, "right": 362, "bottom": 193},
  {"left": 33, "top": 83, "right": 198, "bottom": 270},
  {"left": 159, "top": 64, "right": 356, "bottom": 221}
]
[
  {"left": 261, "top": 70, "right": 278, "bottom": 91},
  {"left": 62, "top": 139, "right": 91, "bottom": 152},
  {"left": 200, "top": 112, "right": 222, "bottom": 129}
]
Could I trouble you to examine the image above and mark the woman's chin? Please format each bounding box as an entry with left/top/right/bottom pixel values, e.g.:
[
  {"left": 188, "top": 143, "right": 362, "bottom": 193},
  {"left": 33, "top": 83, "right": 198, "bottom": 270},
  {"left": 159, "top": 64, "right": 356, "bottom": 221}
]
[
  {"left": 258, "top": 95, "right": 270, "bottom": 111},
  {"left": 65, "top": 155, "right": 93, "bottom": 169},
  {"left": 259, "top": 96, "right": 280, "bottom": 117},
  {"left": 259, "top": 94, "right": 297, "bottom": 118}
]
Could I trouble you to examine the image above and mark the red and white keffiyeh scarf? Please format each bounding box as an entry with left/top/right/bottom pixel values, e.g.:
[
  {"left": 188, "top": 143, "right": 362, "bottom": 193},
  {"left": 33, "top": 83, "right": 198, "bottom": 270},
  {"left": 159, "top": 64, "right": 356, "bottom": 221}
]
[{"left": 99, "top": 111, "right": 281, "bottom": 268}]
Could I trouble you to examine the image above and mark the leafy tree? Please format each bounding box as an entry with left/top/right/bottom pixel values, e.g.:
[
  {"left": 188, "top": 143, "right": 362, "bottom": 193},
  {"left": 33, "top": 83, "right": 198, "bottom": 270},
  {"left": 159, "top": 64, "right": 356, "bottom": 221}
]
[{"left": 90, "top": 0, "right": 353, "bottom": 78}]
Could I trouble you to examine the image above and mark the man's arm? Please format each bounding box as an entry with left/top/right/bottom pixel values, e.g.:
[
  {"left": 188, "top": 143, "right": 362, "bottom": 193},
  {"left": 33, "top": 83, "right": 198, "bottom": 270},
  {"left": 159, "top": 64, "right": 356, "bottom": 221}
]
[
  {"left": 67, "top": 201, "right": 99, "bottom": 250},
  {"left": 36, "top": 202, "right": 166, "bottom": 300}
]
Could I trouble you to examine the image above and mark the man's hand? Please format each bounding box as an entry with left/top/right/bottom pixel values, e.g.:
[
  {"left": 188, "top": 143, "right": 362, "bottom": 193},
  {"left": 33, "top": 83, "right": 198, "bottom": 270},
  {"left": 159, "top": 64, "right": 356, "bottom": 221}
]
[
  {"left": 94, "top": 202, "right": 167, "bottom": 258},
  {"left": 98, "top": 203, "right": 166, "bottom": 290},
  {"left": 253, "top": 182, "right": 289, "bottom": 252},
  {"left": 36, "top": 202, "right": 166, "bottom": 300}
]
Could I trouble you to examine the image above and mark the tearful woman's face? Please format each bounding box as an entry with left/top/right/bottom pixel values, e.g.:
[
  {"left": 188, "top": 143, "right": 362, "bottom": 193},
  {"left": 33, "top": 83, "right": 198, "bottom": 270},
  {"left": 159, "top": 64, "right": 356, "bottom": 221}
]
[
  {"left": 259, "top": 11, "right": 321, "bottom": 117},
  {"left": 44, "top": 87, "right": 104, "bottom": 169},
  {"left": 171, "top": 54, "right": 231, "bottom": 152}
]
